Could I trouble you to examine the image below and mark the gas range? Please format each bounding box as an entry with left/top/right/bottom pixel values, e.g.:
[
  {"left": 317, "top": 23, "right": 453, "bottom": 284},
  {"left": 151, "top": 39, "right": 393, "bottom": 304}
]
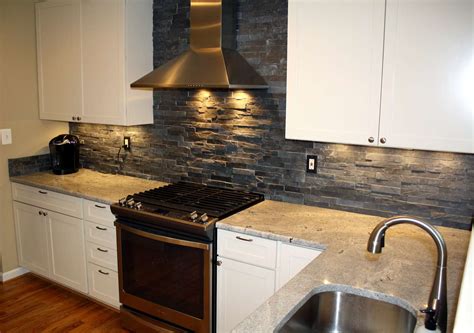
[
  {"left": 111, "top": 182, "right": 263, "bottom": 332},
  {"left": 110, "top": 182, "right": 264, "bottom": 240}
]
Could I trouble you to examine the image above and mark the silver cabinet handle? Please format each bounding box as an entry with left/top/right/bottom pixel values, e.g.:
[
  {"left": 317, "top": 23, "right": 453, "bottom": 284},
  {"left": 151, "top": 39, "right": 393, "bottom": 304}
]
[
  {"left": 95, "top": 226, "right": 107, "bottom": 231},
  {"left": 236, "top": 236, "right": 253, "bottom": 242},
  {"left": 380, "top": 137, "right": 387, "bottom": 144},
  {"left": 98, "top": 269, "right": 109, "bottom": 275},
  {"left": 97, "top": 247, "right": 108, "bottom": 253},
  {"left": 38, "top": 190, "right": 47, "bottom": 194},
  {"left": 94, "top": 204, "right": 106, "bottom": 209},
  {"left": 368, "top": 137, "right": 375, "bottom": 143}
]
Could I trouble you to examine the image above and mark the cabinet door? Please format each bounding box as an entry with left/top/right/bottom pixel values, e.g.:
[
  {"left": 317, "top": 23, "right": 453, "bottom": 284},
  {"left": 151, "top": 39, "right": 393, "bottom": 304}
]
[
  {"left": 277, "top": 243, "right": 322, "bottom": 290},
  {"left": 36, "top": 0, "right": 82, "bottom": 122},
  {"left": 13, "top": 202, "right": 50, "bottom": 278},
  {"left": 87, "top": 262, "right": 119, "bottom": 308},
  {"left": 81, "top": 0, "right": 126, "bottom": 125},
  {"left": 379, "top": 0, "right": 473, "bottom": 153},
  {"left": 217, "top": 257, "right": 275, "bottom": 333},
  {"left": 286, "top": 0, "right": 385, "bottom": 146},
  {"left": 47, "top": 210, "right": 88, "bottom": 293}
]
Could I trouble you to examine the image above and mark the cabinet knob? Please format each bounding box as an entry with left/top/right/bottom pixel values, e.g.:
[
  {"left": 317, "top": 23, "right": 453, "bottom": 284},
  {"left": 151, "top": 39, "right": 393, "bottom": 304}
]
[
  {"left": 38, "top": 210, "right": 42, "bottom": 216},
  {"left": 216, "top": 260, "right": 222, "bottom": 266},
  {"left": 380, "top": 137, "right": 387, "bottom": 144},
  {"left": 43, "top": 212, "right": 48, "bottom": 216},
  {"left": 368, "top": 137, "right": 375, "bottom": 143},
  {"left": 77, "top": 116, "right": 81, "bottom": 121}
]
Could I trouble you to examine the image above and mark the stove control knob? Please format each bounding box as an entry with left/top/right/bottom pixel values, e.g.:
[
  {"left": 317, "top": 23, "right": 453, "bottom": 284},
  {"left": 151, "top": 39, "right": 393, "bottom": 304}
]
[
  {"left": 189, "top": 211, "right": 198, "bottom": 221},
  {"left": 126, "top": 198, "right": 135, "bottom": 208},
  {"left": 134, "top": 202, "right": 143, "bottom": 210},
  {"left": 198, "top": 213, "right": 209, "bottom": 223},
  {"left": 118, "top": 197, "right": 127, "bottom": 206}
]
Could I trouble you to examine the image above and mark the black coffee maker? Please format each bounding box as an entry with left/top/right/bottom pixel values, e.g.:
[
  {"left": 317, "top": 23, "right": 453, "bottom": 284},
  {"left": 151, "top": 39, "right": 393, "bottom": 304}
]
[{"left": 49, "top": 134, "right": 80, "bottom": 175}]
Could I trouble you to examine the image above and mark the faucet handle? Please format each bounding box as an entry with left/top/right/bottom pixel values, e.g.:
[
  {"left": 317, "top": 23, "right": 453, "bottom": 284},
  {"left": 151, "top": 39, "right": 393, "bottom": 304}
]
[{"left": 420, "top": 307, "right": 437, "bottom": 330}]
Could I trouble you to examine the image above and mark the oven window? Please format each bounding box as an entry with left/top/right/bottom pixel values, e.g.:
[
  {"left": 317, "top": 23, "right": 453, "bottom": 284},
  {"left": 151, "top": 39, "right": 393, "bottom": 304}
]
[{"left": 121, "top": 229, "right": 205, "bottom": 319}]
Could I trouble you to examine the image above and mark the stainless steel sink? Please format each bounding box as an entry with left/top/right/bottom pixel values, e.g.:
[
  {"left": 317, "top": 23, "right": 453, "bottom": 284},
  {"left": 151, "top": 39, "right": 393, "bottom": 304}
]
[{"left": 277, "top": 290, "right": 416, "bottom": 333}]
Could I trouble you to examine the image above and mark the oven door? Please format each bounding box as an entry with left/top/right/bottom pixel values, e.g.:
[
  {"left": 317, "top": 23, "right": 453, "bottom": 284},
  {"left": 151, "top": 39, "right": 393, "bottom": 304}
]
[{"left": 116, "top": 222, "right": 212, "bottom": 333}]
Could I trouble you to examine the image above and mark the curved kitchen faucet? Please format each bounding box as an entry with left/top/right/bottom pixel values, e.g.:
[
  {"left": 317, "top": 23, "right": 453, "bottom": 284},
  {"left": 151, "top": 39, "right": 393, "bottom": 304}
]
[{"left": 367, "top": 216, "right": 447, "bottom": 333}]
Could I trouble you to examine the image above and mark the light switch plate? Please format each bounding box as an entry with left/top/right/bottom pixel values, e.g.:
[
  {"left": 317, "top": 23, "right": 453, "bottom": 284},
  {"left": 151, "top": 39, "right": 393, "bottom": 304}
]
[{"left": 0, "top": 129, "right": 12, "bottom": 145}]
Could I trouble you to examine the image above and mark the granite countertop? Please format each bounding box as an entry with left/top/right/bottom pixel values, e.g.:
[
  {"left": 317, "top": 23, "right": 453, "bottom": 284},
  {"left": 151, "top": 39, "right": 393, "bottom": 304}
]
[
  {"left": 216, "top": 201, "right": 471, "bottom": 332},
  {"left": 10, "top": 169, "right": 168, "bottom": 204}
]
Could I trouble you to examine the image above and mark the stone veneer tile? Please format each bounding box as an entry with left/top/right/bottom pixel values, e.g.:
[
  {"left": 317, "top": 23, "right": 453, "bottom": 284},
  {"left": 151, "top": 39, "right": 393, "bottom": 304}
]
[
  {"left": 70, "top": 0, "right": 474, "bottom": 230},
  {"left": 8, "top": 154, "right": 52, "bottom": 177}
]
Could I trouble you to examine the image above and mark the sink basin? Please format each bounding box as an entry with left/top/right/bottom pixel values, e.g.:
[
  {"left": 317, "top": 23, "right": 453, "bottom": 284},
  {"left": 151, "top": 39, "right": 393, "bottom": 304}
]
[{"left": 277, "top": 290, "right": 416, "bottom": 333}]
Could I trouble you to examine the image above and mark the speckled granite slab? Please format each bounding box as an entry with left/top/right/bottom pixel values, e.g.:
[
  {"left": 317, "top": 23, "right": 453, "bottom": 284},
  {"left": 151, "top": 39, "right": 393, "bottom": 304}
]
[
  {"left": 217, "top": 201, "right": 471, "bottom": 332},
  {"left": 10, "top": 169, "right": 168, "bottom": 204}
]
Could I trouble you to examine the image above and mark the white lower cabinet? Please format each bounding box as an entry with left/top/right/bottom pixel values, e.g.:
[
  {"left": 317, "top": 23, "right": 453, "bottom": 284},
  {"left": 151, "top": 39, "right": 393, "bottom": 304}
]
[
  {"left": 276, "top": 242, "right": 322, "bottom": 290},
  {"left": 13, "top": 202, "right": 51, "bottom": 278},
  {"left": 217, "top": 258, "right": 276, "bottom": 333},
  {"left": 13, "top": 199, "right": 88, "bottom": 293},
  {"left": 87, "top": 262, "right": 119, "bottom": 308},
  {"left": 216, "top": 229, "right": 323, "bottom": 332},
  {"left": 12, "top": 183, "right": 120, "bottom": 309},
  {"left": 83, "top": 200, "right": 120, "bottom": 308},
  {"left": 47, "top": 210, "right": 88, "bottom": 293}
]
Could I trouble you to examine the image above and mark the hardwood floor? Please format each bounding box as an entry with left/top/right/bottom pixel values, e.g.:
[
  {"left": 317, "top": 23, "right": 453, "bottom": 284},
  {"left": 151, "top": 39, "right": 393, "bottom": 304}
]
[{"left": 0, "top": 273, "right": 128, "bottom": 332}]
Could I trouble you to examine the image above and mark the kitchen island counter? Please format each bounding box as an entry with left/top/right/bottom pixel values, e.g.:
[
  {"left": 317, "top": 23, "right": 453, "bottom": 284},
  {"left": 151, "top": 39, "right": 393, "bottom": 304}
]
[
  {"left": 10, "top": 168, "right": 168, "bottom": 204},
  {"left": 217, "top": 200, "right": 470, "bottom": 332}
]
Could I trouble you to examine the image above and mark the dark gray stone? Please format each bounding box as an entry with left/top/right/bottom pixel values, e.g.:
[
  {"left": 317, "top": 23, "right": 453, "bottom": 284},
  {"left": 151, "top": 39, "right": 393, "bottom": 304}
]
[
  {"left": 8, "top": 154, "right": 52, "bottom": 177},
  {"left": 69, "top": 0, "right": 474, "bottom": 230}
]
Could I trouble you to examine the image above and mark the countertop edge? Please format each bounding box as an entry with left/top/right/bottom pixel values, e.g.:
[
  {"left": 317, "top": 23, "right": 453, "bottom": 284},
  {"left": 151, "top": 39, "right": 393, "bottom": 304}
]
[{"left": 10, "top": 177, "right": 115, "bottom": 205}]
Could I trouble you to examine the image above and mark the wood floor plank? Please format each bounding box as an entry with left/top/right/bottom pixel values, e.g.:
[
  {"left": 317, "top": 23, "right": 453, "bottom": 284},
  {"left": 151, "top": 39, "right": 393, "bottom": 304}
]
[{"left": 0, "top": 274, "right": 128, "bottom": 332}]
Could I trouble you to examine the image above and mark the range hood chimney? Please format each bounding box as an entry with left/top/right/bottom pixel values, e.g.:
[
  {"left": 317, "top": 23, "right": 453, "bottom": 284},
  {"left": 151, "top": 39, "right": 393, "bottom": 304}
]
[{"left": 131, "top": 0, "right": 268, "bottom": 89}]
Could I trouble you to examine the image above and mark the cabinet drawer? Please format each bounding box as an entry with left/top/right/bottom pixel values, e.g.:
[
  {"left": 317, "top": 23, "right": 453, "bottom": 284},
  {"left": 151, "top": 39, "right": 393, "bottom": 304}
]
[
  {"left": 87, "top": 262, "right": 119, "bottom": 308},
  {"left": 85, "top": 221, "right": 116, "bottom": 250},
  {"left": 83, "top": 200, "right": 115, "bottom": 227},
  {"left": 12, "top": 183, "right": 82, "bottom": 218},
  {"left": 217, "top": 229, "right": 277, "bottom": 269},
  {"left": 86, "top": 241, "right": 117, "bottom": 271}
]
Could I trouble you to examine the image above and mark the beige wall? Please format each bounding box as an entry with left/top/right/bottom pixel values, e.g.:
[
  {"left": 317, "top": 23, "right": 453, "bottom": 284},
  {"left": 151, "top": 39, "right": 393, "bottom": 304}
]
[{"left": 0, "top": 0, "right": 68, "bottom": 273}]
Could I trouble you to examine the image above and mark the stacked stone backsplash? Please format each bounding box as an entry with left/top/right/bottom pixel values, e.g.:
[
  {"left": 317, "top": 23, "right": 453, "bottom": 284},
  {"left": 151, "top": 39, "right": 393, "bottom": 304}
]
[
  {"left": 70, "top": 0, "right": 474, "bottom": 229},
  {"left": 8, "top": 154, "right": 51, "bottom": 177}
]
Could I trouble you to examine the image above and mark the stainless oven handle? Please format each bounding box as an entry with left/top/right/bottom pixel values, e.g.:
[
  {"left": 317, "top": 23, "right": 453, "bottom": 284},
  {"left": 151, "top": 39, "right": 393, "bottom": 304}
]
[{"left": 118, "top": 224, "right": 210, "bottom": 251}]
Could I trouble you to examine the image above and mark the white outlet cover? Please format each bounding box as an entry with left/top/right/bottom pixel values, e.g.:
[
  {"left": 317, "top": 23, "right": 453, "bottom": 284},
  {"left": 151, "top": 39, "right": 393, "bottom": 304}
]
[{"left": 0, "top": 128, "right": 12, "bottom": 145}]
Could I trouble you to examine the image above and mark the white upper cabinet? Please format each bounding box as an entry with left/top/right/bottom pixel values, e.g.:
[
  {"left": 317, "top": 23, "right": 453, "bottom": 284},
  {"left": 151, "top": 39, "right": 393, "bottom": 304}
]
[
  {"left": 286, "top": 0, "right": 473, "bottom": 154},
  {"left": 379, "top": 0, "right": 473, "bottom": 153},
  {"left": 36, "top": 0, "right": 153, "bottom": 126},
  {"left": 36, "top": 0, "right": 83, "bottom": 122},
  {"left": 286, "top": 0, "right": 386, "bottom": 146}
]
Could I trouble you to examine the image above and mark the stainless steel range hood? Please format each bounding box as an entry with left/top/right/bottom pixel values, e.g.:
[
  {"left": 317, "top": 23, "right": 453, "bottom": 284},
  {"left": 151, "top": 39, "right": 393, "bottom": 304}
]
[{"left": 131, "top": 0, "right": 268, "bottom": 89}]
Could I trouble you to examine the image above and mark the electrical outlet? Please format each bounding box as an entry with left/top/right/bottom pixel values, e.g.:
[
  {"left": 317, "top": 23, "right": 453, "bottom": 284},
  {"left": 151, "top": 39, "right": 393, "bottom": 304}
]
[
  {"left": 123, "top": 136, "right": 131, "bottom": 150},
  {"left": 0, "top": 129, "right": 12, "bottom": 145},
  {"left": 306, "top": 155, "right": 317, "bottom": 174}
]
